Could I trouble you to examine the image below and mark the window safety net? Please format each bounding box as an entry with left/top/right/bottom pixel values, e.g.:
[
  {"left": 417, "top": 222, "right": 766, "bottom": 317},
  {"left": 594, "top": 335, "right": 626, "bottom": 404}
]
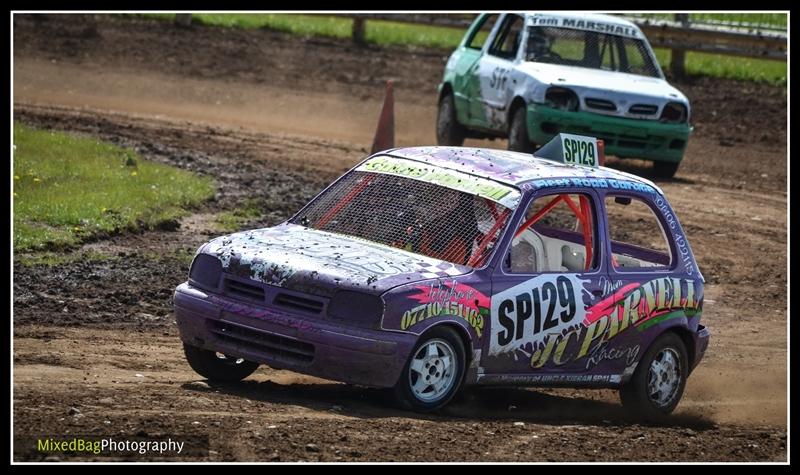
[
  {"left": 526, "top": 26, "right": 660, "bottom": 78},
  {"left": 291, "top": 171, "right": 513, "bottom": 267}
]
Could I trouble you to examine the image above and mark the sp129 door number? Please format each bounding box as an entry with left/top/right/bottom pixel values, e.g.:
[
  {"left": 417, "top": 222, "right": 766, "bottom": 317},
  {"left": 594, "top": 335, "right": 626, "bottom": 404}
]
[{"left": 496, "top": 276, "right": 577, "bottom": 346}]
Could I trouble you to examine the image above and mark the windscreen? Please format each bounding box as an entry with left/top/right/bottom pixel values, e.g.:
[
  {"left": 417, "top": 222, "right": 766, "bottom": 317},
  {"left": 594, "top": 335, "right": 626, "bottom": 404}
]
[
  {"left": 525, "top": 25, "right": 661, "bottom": 78},
  {"left": 291, "top": 170, "right": 515, "bottom": 267}
]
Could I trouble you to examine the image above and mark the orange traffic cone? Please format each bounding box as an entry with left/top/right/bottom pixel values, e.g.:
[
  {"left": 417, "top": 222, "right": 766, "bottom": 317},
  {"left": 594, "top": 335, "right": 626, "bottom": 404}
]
[{"left": 370, "top": 80, "right": 395, "bottom": 154}]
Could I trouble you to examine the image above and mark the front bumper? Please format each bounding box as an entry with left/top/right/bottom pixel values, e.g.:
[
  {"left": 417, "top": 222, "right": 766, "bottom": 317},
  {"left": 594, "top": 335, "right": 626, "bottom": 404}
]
[
  {"left": 527, "top": 104, "right": 692, "bottom": 163},
  {"left": 173, "top": 283, "right": 417, "bottom": 388}
]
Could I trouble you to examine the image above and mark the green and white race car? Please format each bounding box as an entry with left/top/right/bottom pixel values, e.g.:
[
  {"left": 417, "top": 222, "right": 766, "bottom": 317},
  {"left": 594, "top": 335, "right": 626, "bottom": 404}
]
[{"left": 437, "top": 12, "right": 693, "bottom": 178}]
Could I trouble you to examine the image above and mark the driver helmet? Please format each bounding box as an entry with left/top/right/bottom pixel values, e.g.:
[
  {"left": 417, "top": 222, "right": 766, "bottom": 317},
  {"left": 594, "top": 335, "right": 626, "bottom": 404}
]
[{"left": 527, "top": 30, "right": 552, "bottom": 58}]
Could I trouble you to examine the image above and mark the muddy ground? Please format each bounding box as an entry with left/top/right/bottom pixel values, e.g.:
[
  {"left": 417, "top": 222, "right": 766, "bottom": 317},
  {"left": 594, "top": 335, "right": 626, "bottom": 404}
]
[{"left": 12, "top": 14, "right": 788, "bottom": 462}]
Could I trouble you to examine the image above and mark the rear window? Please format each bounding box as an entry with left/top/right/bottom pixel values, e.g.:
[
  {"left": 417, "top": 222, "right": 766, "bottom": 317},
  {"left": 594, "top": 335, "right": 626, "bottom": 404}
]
[
  {"left": 604, "top": 195, "right": 673, "bottom": 270},
  {"left": 292, "top": 170, "right": 515, "bottom": 267}
]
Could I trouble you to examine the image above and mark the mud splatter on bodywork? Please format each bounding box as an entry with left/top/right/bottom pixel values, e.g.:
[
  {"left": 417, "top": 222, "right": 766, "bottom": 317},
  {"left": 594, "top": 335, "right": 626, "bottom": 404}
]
[{"left": 201, "top": 223, "right": 471, "bottom": 297}]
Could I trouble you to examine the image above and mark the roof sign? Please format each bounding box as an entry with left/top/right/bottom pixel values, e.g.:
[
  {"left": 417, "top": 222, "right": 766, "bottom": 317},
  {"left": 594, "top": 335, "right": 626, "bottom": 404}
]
[
  {"left": 534, "top": 133, "right": 602, "bottom": 168},
  {"left": 527, "top": 14, "right": 641, "bottom": 39}
]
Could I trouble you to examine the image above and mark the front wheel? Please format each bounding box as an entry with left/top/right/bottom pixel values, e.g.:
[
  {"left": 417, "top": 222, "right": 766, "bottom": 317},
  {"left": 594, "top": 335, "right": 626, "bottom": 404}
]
[
  {"left": 653, "top": 161, "right": 680, "bottom": 179},
  {"left": 393, "top": 327, "right": 466, "bottom": 412},
  {"left": 620, "top": 332, "right": 688, "bottom": 420},
  {"left": 183, "top": 343, "right": 259, "bottom": 382},
  {"left": 507, "top": 106, "right": 535, "bottom": 153},
  {"left": 436, "top": 93, "right": 466, "bottom": 146}
]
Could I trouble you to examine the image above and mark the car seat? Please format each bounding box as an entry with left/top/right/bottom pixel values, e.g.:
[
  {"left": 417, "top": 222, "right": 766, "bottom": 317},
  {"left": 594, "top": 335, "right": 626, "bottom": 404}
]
[
  {"left": 511, "top": 229, "right": 545, "bottom": 273},
  {"left": 561, "top": 245, "right": 586, "bottom": 272}
]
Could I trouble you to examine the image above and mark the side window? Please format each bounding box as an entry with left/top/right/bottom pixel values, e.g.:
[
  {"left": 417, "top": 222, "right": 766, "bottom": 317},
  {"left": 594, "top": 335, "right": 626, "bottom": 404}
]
[
  {"left": 507, "top": 193, "right": 598, "bottom": 273},
  {"left": 604, "top": 195, "right": 673, "bottom": 270},
  {"left": 623, "top": 40, "right": 655, "bottom": 76},
  {"left": 488, "top": 14, "right": 524, "bottom": 59},
  {"left": 466, "top": 14, "right": 500, "bottom": 50}
]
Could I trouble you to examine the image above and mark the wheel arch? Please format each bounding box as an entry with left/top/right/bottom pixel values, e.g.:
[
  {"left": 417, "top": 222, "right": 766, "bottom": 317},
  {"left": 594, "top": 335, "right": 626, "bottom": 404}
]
[
  {"left": 636, "top": 324, "right": 696, "bottom": 375},
  {"left": 421, "top": 320, "right": 474, "bottom": 370},
  {"left": 663, "top": 325, "right": 698, "bottom": 374},
  {"left": 507, "top": 95, "right": 528, "bottom": 130},
  {"left": 506, "top": 96, "right": 528, "bottom": 124},
  {"left": 439, "top": 82, "right": 455, "bottom": 103}
]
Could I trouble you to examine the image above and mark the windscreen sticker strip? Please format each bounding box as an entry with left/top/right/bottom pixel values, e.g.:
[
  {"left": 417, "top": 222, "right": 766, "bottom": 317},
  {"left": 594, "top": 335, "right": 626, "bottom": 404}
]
[
  {"left": 358, "top": 156, "right": 521, "bottom": 209},
  {"left": 527, "top": 15, "right": 641, "bottom": 39}
]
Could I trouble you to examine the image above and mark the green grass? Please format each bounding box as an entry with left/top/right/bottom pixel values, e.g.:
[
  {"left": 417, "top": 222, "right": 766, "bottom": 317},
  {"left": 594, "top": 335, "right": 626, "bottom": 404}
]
[
  {"left": 652, "top": 48, "right": 787, "bottom": 85},
  {"left": 621, "top": 13, "right": 787, "bottom": 29},
  {"left": 139, "top": 13, "right": 786, "bottom": 85},
  {"left": 147, "top": 13, "right": 354, "bottom": 38},
  {"left": 214, "top": 198, "right": 263, "bottom": 233},
  {"left": 13, "top": 123, "right": 215, "bottom": 252},
  {"left": 147, "top": 13, "right": 466, "bottom": 49}
]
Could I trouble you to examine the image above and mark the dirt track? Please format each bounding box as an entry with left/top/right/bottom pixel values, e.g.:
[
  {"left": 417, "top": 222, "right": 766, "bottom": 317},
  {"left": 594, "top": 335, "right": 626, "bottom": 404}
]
[{"left": 12, "top": 15, "right": 788, "bottom": 462}]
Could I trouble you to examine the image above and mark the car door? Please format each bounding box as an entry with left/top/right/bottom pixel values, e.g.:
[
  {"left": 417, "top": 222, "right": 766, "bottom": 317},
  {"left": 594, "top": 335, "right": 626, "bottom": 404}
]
[
  {"left": 600, "top": 190, "right": 702, "bottom": 354},
  {"left": 450, "top": 13, "right": 501, "bottom": 126},
  {"left": 483, "top": 188, "right": 610, "bottom": 380},
  {"left": 471, "top": 13, "right": 525, "bottom": 131}
]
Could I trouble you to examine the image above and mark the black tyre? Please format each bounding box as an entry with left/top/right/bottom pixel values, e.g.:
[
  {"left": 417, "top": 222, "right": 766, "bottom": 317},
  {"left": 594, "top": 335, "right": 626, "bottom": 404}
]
[
  {"left": 394, "top": 326, "right": 467, "bottom": 412},
  {"left": 620, "top": 332, "right": 688, "bottom": 420},
  {"left": 183, "top": 343, "right": 259, "bottom": 382},
  {"left": 436, "top": 93, "right": 466, "bottom": 146},
  {"left": 507, "top": 106, "right": 535, "bottom": 153},
  {"left": 653, "top": 161, "right": 680, "bottom": 179}
]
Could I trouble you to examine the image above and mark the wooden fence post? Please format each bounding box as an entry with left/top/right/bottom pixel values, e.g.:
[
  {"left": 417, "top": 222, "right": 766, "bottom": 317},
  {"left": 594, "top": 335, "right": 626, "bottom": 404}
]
[
  {"left": 670, "top": 13, "right": 689, "bottom": 77},
  {"left": 352, "top": 17, "right": 366, "bottom": 45},
  {"left": 175, "top": 14, "right": 192, "bottom": 28}
]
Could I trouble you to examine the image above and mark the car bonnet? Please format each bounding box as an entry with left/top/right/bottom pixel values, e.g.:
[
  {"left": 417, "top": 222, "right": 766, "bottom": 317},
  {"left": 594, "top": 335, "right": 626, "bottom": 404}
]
[
  {"left": 199, "top": 223, "right": 472, "bottom": 298},
  {"left": 518, "top": 62, "right": 687, "bottom": 102}
]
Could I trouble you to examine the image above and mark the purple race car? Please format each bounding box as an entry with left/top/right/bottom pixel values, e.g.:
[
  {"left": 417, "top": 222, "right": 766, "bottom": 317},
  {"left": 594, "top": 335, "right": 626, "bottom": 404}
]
[{"left": 174, "top": 133, "right": 709, "bottom": 418}]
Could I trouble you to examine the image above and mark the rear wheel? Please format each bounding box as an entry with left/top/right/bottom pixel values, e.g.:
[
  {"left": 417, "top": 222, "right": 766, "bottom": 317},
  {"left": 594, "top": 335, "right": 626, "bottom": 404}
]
[
  {"left": 436, "top": 93, "right": 466, "bottom": 146},
  {"left": 653, "top": 161, "right": 680, "bottom": 179},
  {"left": 183, "top": 343, "right": 259, "bottom": 382},
  {"left": 508, "top": 106, "right": 535, "bottom": 153},
  {"left": 394, "top": 327, "right": 466, "bottom": 412},
  {"left": 620, "top": 332, "right": 688, "bottom": 420}
]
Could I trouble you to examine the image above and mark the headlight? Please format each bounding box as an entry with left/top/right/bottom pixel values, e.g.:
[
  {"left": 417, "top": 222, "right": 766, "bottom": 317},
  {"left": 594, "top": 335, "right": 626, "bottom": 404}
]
[
  {"left": 328, "top": 290, "right": 384, "bottom": 327},
  {"left": 189, "top": 254, "right": 222, "bottom": 290},
  {"left": 544, "top": 87, "right": 579, "bottom": 111},
  {"left": 660, "top": 102, "right": 688, "bottom": 123}
]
